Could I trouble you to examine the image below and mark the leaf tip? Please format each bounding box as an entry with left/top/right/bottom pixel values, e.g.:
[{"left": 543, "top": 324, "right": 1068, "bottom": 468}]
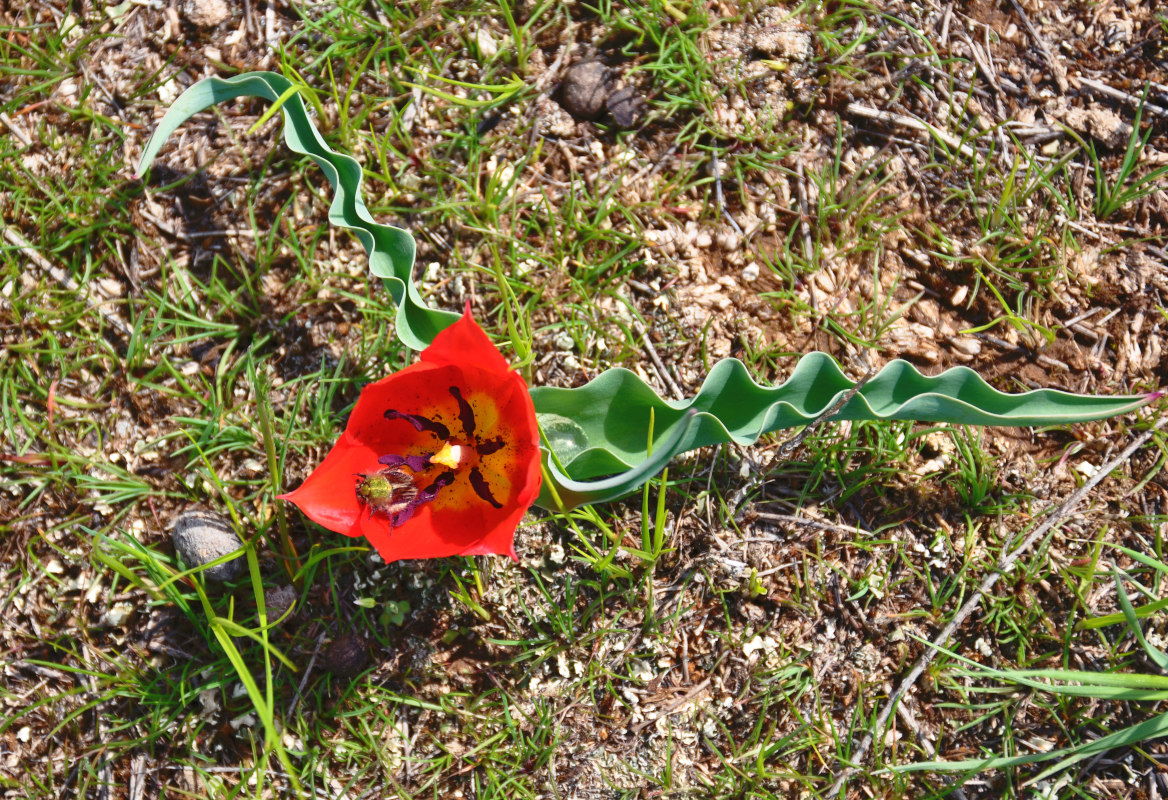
[{"left": 133, "top": 156, "right": 151, "bottom": 181}]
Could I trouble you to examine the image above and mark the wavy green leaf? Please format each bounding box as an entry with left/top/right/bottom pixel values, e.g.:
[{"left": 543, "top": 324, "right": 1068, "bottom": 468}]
[
  {"left": 533, "top": 353, "right": 1154, "bottom": 509},
  {"left": 134, "top": 71, "right": 458, "bottom": 350}
]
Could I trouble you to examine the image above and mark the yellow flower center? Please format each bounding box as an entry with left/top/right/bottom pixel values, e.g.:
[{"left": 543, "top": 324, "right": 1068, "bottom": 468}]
[{"left": 430, "top": 441, "right": 463, "bottom": 469}]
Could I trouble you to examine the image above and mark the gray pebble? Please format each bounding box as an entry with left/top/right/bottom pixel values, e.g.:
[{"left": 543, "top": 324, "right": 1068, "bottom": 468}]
[
  {"left": 401, "top": 637, "right": 432, "bottom": 677},
  {"left": 560, "top": 61, "right": 610, "bottom": 120},
  {"left": 606, "top": 85, "right": 647, "bottom": 127},
  {"left": 172, "top": 510, "right": 245, "bottom": 582},
  {"left": 751, "top": 24, "right": 812, "bottom": 61}
]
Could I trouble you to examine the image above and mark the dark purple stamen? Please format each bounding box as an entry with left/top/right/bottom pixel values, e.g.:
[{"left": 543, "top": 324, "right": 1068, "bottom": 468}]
[
  {"left": 449, "top": 386, "right": 476, "bottom": 437},
  {"left": 420, "top": 471, "right": 456, "bottom": 501},
  {"left": 469, "top": 467, "right": 503, "bottom": 509},
  {"left": 384, "top": 409, "right": 450, "bottom": 439},
  {"left": 378, "top": 453, "right": 432, "bottom": 472},
  {"left": 476, "top": 437, "right": 505, "bottom": 456},
  {"left": 391, "top": 471, "right": 456, "bottom": 527}
]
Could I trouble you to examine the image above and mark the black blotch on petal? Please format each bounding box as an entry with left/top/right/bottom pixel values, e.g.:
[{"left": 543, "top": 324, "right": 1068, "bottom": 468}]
[
  {"left": 449, "top": 386, "right": 476, "bottom": 437},
  {"left": 469, "top": 468, "right": 503, "bottom": 509},
  {"left": 476, "top": 437, "right": 506, "bottom": 456},
  {"left": 385, "top": 409, "right": 450, "bottom": 440}
]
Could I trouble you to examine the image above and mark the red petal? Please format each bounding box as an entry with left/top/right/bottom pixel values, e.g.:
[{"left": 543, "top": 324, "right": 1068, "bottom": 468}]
[
  {"left": 277, "top": 431, "right": 376, "bottom": 537},
  {"left": 345, "top": 362, "right": 462, "bottom": 444},
  {"left": 420, "top": 304, "right": 510, "bottom": 375}
]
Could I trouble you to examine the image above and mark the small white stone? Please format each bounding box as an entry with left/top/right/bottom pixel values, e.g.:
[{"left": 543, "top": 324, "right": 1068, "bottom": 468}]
[
  {"left": 198, "top": 688, "right": 220, "bottom": 716},
  {"left": 743, "top": 635, "right": 765, "bottom": 658},
  {"left": 630, "top": 659, "right": 655, "bottom": 682},
  {"left": 475, "top": 27, "right": 498, "bottom": 58},
  {"left": 950, "top": 336, "right": 981, "bottom": 357},
  {"left": 230, "top": 713, "right": 257, "bottom": 730},
  {"left": 183, "top": 0, "right": 230, "bottom": 28},
  {"left": 715, "top": 230, "right": 741, "bottom": 251},
  {"left": 100, "top": 602, "right": 134, "bottom": 628},
  {"left": 741, "top": 263, "right": 760, "bottom": 282}
]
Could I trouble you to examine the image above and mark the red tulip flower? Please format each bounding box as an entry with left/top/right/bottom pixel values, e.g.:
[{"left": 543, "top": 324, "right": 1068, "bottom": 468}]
[{"left": 279, "top": 305, "right": 541, "bottom": 563}]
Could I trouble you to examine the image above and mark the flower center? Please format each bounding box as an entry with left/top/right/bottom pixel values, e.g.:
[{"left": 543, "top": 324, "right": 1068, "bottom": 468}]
[
  {"left": 431, "top": 442, "right": 463, "bottom": 469},
  {"left": 365, "top": 385, "right": 508, "bottom": 526}
]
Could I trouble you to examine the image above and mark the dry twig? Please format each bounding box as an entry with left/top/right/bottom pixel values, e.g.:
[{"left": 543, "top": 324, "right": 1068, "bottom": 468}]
[
  {"left": 1079, "top": 78, "right": 1168, "bottom": 117},
  {"left": 711, "top": 149, "right": 745, "bottom": 238},
  {"left": 637, "top": 323, "right": 685, "bottom": 401},
  {"left": 827, "top": 415, "right": 1166, "bottom": 796},
  {"left": 1, "top": 224, "right": 132, "bottom": 336},
  {"left": 1007, "top": 0, "right": 1068, "bottom": 93},
  {"left": 847, "top": 102, "right": 979, "bottom": 160}
]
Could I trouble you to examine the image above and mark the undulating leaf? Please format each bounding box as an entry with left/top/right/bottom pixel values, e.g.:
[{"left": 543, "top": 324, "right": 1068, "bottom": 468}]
[
  {"left": 533, "top": 353, "right": 1153, "bottom": 509},
  {"left": 134, "top": 71, "right": 458, "bottom": 350}
]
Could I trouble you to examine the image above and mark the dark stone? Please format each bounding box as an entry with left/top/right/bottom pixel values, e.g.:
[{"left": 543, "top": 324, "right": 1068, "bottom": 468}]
[
  {"left": 560, "top": 61, "right": 610, "bottom": 120},
  {"left": 264, "top": 585, "right": 297, "bottom": 622},
  {"left": 401, "top": 637, "right": 433, "bottom": 677},
  {"left": 325, "top": 633, "right": 369, "bottom": 678},
  {"left": 606, "top": 86, "right": 647, "bottom": 127},
  {"left": 171, "top": 510, "right": 245, "bottom": 582}
]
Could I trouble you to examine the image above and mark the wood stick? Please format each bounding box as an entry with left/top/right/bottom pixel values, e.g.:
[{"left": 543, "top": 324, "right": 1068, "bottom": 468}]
[
  {"left": 1007, "top": 0, "right": 1068, "bottom": 93},
  {"left": 1079, "top": 78, "right": 1168, "bottom": 117},
  {"left": 826, "top": 415, "right": 1166, "bottom": 796},
  {"left": 1, "top": 224, "right": 132, "bottom": 336},
  {"left": 847, "top": 102, "right": 978, "bottom": 160}
]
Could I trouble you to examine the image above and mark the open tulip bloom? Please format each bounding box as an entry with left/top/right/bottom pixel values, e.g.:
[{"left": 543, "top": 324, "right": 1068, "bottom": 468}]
[
  {"left": 141, "top": 72, "right": 1161, "bottom": 563},
  {"left": 278, "top": 305, "right": 542, "bottom": 563}
]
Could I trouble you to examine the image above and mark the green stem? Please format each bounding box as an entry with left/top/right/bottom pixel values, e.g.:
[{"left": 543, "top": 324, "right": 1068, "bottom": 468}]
[{"left": 251, "top": 356, "right": 300, "bottom": 582}]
